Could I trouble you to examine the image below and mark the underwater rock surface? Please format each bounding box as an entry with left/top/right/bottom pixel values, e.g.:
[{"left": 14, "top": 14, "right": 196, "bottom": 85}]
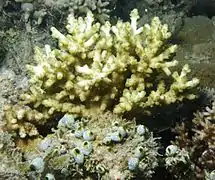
[{"left": 0, "top": 0, "right": 215, "bottom": 179}]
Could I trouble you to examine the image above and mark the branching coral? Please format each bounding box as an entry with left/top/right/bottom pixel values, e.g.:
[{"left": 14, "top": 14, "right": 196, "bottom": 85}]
[
  {"left": 3, "top": 9, "right": 199, "bottom": 137},
  {"left": 65, "top": 0, "right": 116, "bottom": 23},
  {"left": 20, "top": 0, "right": 116, "bottom": 27},
  {"left": 171, "top": 100, "right": 215, "bottom": 179}
]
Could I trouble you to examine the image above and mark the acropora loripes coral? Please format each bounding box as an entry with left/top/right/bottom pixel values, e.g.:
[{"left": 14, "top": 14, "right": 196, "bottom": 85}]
[{"left": 3, "top": 9, "right": 199, "bottom": 138}]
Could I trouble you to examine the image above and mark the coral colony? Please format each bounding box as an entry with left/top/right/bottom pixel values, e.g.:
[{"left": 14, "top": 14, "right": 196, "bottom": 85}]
[{"left": 4, "top": 9, "right": 198, "bottom": 138}]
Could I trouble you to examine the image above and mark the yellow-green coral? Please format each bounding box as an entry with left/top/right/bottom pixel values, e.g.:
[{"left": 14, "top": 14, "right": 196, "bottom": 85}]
[{"left": 4, "top": 9, "right": 199, "bottom": 137}]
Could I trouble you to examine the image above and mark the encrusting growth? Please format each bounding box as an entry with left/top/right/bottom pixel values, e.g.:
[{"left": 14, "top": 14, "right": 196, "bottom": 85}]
[{"left": 3, "top": 9, "right": 199, "bottom": 137}]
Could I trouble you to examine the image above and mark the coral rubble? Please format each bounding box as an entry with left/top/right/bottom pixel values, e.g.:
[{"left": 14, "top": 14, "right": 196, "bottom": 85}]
[
  {"left": 0, "top": 131, "right": 29, "bottom": 180},
  {"left": 30, "top": 112, "right": 160, "bottom": 179},
  {"left": 0, "top": 113, "right": 160, "bottom": 179}
]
